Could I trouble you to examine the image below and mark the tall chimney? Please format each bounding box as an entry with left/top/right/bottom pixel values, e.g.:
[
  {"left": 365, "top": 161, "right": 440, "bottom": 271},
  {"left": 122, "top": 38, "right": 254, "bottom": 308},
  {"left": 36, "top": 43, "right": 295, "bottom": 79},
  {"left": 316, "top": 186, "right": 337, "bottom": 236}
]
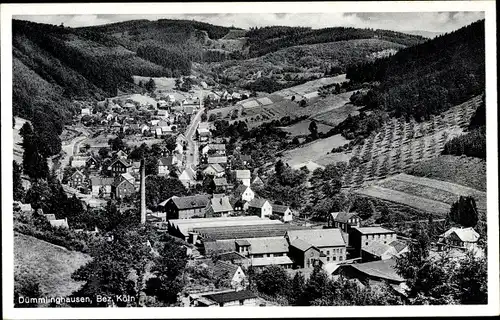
[{"left": 140, "top": 158, "right": 146, "bottom": 224}]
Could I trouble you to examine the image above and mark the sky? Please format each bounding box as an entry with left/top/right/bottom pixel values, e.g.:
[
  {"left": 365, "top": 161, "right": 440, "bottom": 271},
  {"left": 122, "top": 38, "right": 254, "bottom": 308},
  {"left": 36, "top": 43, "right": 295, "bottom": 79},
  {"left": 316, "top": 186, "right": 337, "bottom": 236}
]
[{"left": 15, "top": 12, "right": 484, "bottom": 34}]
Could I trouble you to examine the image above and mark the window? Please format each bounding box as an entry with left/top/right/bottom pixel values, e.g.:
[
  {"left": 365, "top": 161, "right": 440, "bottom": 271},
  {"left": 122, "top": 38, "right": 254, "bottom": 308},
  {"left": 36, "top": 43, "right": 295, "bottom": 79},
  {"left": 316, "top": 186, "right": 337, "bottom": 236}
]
[
  {"left": 339, "top": 256, "right": 343, "bottom": 261},
  {"left": 333, "top": 257, "right": 336, "bottom": 261},
  {"left": 327, "top": 257, "right": 330, "bottom": 262},
  {"left": 326, "top": 250, "right": 330, "bottom": 255},
  {"left": 239, "top": 300, "right": 244, "bottom": 306},
  {"left": 365, "top": 242, "right": 368, "bottom": 246}
]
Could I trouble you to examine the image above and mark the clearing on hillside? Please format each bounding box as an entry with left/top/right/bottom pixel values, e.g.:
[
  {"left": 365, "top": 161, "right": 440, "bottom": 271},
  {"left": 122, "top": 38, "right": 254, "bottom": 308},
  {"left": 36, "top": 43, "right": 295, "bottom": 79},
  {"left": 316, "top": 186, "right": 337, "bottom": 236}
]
[
  {"left": 14, "top": 233, "right": 92, "bottom": 300},
  {"left": 281, "top": 120, "right": 333, "bottom": 137},
  {"left": 282, "top": 134, "right": 350, "bottom": 168},
  {"left": 355, "top": 173, "right": 486, "bottom": 216}
]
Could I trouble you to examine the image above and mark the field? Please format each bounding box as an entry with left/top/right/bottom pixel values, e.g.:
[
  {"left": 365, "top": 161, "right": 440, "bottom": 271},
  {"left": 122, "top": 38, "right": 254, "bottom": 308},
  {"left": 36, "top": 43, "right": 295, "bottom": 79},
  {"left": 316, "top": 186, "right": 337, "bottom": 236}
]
[
  {"left": 14, "top": 233, "right": 92, "bottom": 300},
  {"left": 340, "top": 95, "right": 482, "bottom": 189},
  {"left": 282, "top": 134, "right": 350, "bottom": 168},
  {"left": 356, "top": 173, "right": 487, "bottom": 216},
  {"left": 406, "top": 155, "right": 486, "bottom": 192},
  {"left": 273, "top": 74, "right": 348, "bottom": 99},
  {"left": 281, "top": 120, "right": 333, "bottom": 137},
  {"left": 310, "top": 102, "right": 361, "bottom": 126}
]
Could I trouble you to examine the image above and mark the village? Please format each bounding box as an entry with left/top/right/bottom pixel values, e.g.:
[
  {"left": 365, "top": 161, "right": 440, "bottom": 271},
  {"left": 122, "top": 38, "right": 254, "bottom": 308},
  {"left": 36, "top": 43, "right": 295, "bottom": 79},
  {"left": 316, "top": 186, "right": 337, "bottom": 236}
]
[{"left": 12, "top": 72, "right": 485, "bottom": 308}]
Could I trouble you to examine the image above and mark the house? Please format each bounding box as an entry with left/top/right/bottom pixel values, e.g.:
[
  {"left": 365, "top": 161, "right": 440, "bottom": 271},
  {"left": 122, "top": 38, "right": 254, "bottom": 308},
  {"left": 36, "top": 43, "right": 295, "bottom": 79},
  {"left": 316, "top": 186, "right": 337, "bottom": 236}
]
[
  {"left": 350, "top": 227, "right": 398, "bottom": 257},
  {"left": 332, "top": 259, "right": 407, "bottom": 293},
  {"left": 184, "top": 106, "right": 194, "bottom": 115},
  {"left": 202, "top": 144, "right": 226, "bottom": 156},
  {"left": 115, "top": 150, "right": 128, "bottom": 159},
  {"left": 207, "top": 260, "right": 247, "bottom": 290},
  {"left": 197, "top": 128, "right": 211, "bottom": 142},
  {"left": 120, "top": 172, "right": 136, "bottom": 187},
  {"left": 439, "top": 227, "right": 480, "bottom": 252},
  {"left": 361, "top": 242, "right": 399, "bottom": 262},
  {"left": 157, "top": 156, "right": 180, "bottom": 176},
  {"left": 69, "top": 170, "right": 86, "bottom": 189},
  {"left": 218, "top": 252, "right": 250, "bottom": 268},
  {"left": 81, "top": 108, "right": 91, "bottom": 116},
  {"left": 71, "top": 156, "right": 89, "bottom": 168},
  {"left": 208, "top": 156, "right": 227, "bottom": 165},
  {"left": 327, "top": 212, "right": 361, "bottom": 243},
  {"left": 205, "top": 196, "right": 233, "bottom": 217},
  {"left": 157, "top": 109, "right": 168, "bottom": 117},
  {"left": 272, "top": 204, "right": 293, "bottom": 222},
  {"left": 203, "top": 164, "right": 225, "bottom": 177},
  {"left": 90, "top": 177, "right": 114, "bottom": 197},
  {"left": 213, "top": 177, "right": 231, "bottom": 192},
  {"left": 247, "top": 198, "right": 272, "bottom": 218},
  {"left": 112, "top": 176, "right": 136, "bottom": 199},
  {"left": 86, "top": 156, "right": 99, "bottom": 170},
  {"left": 241, "top": 154, "right": 252, "bottom": 165},
  {"left": 233, "top": 185, "right": 255, "bottom": 203},
  {"left": 49, "top": 218, "right": 69, "bottom": 229},
  {"left": 235, "top": 170, "right": 251, "bottom": 187},
  {"left": 141, "top": 124, "right": 150, "bottom": 134},
  {"left": 251, "top": 176, "right": 264, "bottom": 188},
  {"left": 196, "top": 290, "right": 258, "bottom": 307},
  {"left": 107, "top": 158, "right": 133, "bottom": 176},
  {"left": 287, "top": 229, "right": 347, "bottom": 267},
  {"left": 179, "top": 167, "right": 196, "bottom": 188},
  {"left": 164, "top": 195, "right": 211, "bottom": 220}
]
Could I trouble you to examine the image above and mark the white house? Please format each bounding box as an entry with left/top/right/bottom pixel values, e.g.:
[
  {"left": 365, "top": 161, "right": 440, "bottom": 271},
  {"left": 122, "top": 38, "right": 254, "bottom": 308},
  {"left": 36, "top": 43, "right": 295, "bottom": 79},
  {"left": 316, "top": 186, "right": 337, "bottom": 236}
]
[
  {"left": 81, "top": 108, "right": 91, "bottom": 116},
  {"left": 272, "top": 204, "right": 293, "bottom": 222},
  {"left": 235, "top": 170, "right": 251, "bottom": 187},
  {"left": 247, "top": 198, "right": 273, "bottom": 218},
  {"left": 439, "top": 227, "right": 480, "bottom": 252},
  {"left": 203, "top": 164, "right": 225, "bottom": 177},
  {"left": 234, "top": 184, "right": 255, "bottom": 203}
]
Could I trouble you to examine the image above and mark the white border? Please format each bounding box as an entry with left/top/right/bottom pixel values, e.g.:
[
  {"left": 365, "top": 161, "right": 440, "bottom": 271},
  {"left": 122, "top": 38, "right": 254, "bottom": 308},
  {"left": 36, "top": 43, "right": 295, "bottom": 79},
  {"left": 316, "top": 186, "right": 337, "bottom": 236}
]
[{"left": 1, "top": 1, "right": 498, "bottom": 319}]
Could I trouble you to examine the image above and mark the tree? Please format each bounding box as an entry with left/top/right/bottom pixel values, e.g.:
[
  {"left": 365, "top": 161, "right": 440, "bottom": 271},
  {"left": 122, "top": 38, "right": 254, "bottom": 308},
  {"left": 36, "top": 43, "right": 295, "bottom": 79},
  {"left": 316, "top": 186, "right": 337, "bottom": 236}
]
[
  {"left": 13, "top": 161, "right": 25, "bottom": 201},
  {"left": 254, "top": 265, "right": 291, "bottom": 297},
  {"left": 145, "top": 176, "right": 188, "bottom": 209},
  {"left": 14, "top": 274, "right": 42, "bottom": 308},
  {"left": 145, "top": 78, "right": 156, "bottom": 93},
  {"left": 202, "top": 176, "right": 216, "bottom": 194},
  {"left": 108, "top": 136, "right": 126, "bottom": 151},
  {"left": 308, "top": 120, "right": 318, "bottom": 139},
  {"left": 98, "top": 147, "right": 110, "bottom": 159},
  {"left": 19, "top": 122, "right": 33, "bottom": 138},
  {"left": 448, "top": 196, "right": 479, "bottom": 228},
  {"left": 452, "top": 252, "right": 487, "bottom": 304},
  {"left": 164, "top": 135, "right": 177, "bottom": 153},
  {"left": 288, "top": 272, "right": 306, "bottom": 305},
  {"left": 208, "top": 114, "right": 217, "bottom": 122},
  {"left": 145, "top": 235, "right": 187, "bottom": 305},
  {"left": 299, "top": 99, "right": 307, "bottom": 108},
  {"left": 201, "top": 113, "right": 208, "bottom": 122},
  {"left": 22, "top": 134, "right": 49, "bottom": 181},
  {"left": 275, "top": 159, "right": 285, "bottom": 176}
]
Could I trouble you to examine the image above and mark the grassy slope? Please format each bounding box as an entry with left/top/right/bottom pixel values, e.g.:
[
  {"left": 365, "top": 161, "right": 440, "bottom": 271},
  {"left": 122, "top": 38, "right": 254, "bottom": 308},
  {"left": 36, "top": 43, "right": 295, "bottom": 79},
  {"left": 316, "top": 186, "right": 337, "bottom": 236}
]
[
  {"left": 405, "top": 155, "right": 486, "bottom": 192},
  {"left": 14, "top": 232, "right": 92, "bottom": 298}
]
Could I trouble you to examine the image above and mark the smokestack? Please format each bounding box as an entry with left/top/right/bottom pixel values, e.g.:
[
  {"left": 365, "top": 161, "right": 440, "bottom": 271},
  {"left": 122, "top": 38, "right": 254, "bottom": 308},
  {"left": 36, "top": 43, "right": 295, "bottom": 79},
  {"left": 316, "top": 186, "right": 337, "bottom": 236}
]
[{"left": 140, "top": 159, "right": 146, "bottom": 224}]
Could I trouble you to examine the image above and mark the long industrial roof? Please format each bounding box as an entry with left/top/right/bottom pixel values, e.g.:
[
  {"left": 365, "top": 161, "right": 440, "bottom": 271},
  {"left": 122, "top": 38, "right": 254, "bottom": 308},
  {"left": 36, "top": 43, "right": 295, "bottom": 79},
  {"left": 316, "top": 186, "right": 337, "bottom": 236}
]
[{"left": 194, "top": 223, "right": 309, "bottom": 241}]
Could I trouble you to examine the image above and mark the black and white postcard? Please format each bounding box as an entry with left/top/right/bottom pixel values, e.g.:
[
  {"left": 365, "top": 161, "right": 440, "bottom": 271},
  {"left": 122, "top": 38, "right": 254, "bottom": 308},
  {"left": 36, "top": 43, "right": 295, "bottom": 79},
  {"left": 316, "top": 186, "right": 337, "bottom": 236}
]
[{"left": 1, "top": 1, "right": 498, "bottom": 319}]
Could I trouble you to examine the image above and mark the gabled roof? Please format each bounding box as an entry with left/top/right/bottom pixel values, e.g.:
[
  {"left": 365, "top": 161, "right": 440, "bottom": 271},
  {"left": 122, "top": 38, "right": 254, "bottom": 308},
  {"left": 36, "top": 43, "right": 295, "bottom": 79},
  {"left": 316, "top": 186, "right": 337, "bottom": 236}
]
[
  {"left": 290, "top": 238, "right": 316, "bottom": 252},
  {"left": 287, "top": 229, "right": 346, "bottom": 247},
  {"left": 235, "top": 239, "right": 251, "bottom": 246},
  {"left": 90, "top": 177, "right": 115, "bottom": 186},
  {"left": 441, "top": 227, "right": 480, "bottom": 243},
  {"left": 211, "top": 260, "right": 241, "bottom": 281},
  {"left": 247, "top": 198, "right": 270, "bottom": 209},
  {"left": 362, "top": 241, "right": 397, "bottom": 257},
  {"left": 219, "top": 251, "right": 247, "bottom": 262},
  {"left": 113, "top": 176, "right": 135, "bottom": 188},
  {"left": 158, "top": 156, "right": 175, "bottom": 166},
  {"left": 342, "top": 259, "right": 404, "bottom": 283},
  {"left": 234, "top": 184, "right": 251, "bottom": 197},
  {"left": 241, "top": 154, "right": 252, "bottom": 161},
  {"left": 109, "top": 158, "right": 132, "bottom": 169},
  {"left": 213, "top": 177, "right": 230, "bottom": 187},
  {"left": 204, "top": 163, "right": 225, "bottom": 173},
  {"left": 388, "top": 240, "right": 408, "bottom": 254},
  {"left": 171, "top": 195, "right": 211, "bottom": 210},
  {"left": 202, "top": 290, "right": 257, "bottom": 304},
  {"left": 208, "top": 197, "right": 233, "bottom": 213},
  {"left": 251, "top": 256, "right": 294, "bottom": 267},
  {"left": 120, "top": 172, "right": 135, "bottom": 182},
  {"left": 235, "top": 169, "right": 251, "bottom": 179},
  {"left": 208, "top": 156, "right": 227, "bottom": 164},
  {"left": 247, "top": 237, "right": 289, "bottom": 254},
  {"left": 251, "top": 176, "right": 264, "bottom": 186},
  {"left": 272, "top": 204, "right": 290, "bottom": 214},
  {"left": 71, "top": 169, "right": 85, "bottom": 178},
  {"left": 205, "top": 144, "right": 226, "bottom": 151},
  {"left": 330, "top": 212, "right": 359, "bottom": 224}
]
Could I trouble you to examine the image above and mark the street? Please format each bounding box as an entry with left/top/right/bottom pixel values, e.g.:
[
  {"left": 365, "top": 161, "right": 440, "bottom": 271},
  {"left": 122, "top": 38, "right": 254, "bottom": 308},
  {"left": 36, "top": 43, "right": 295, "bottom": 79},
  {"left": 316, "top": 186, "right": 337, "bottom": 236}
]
[{"left": 184, "top": 107, "right": 205, "bottom": 170}]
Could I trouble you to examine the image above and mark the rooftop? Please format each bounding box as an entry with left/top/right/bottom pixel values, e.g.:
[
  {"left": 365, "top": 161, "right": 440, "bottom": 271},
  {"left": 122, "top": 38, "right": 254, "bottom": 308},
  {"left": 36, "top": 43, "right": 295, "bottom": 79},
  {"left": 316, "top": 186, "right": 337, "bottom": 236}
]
[
  {"left": 340, "top": 259, "right": 404, "bottom": 283},
  {"left": 440, "top": 227, "right": 480, "bottom": 243},
  {"left": 250, "top": 256, "right": 294, "bottom": 267},
  {"left": 208, "top": 196, "right": 233, "bottom": 213},
  {"left": 208, "top": 156, "right": 228, "bottom": 164},
  {"left": 171, "top": 195, "right": 211, "bottom": 210},
  {"left": 204, "top": 163, "right": 225, "bottom": 173},
  {"left": 287, "top": 229, "right": 346, "bottom": 247},
  {"left": 202, "top": 289, "right": 257, "bottom": 304},
  {"left": 247, "top": 198, "right": 270, "bottom": 209},
  {"left": 272, "top": 204, "right": 290, "bottom": 214},
  {"left": 330, "top": 212, "right": 359, "bottom": 224},
  {"left": 353, "top": 226, "right": 396, "bottom": 235},
  {"left": 362, "top": 241, "right": 397, "bottom": 257},
  {"left": 195, "top": 224, "right": 307, "bottom": 241},
  {"left": 235, "top": 170, "right": 251, "bottom": 179},
  {"left": 247, "top": 237, "right": 289, "bottom": 254}
]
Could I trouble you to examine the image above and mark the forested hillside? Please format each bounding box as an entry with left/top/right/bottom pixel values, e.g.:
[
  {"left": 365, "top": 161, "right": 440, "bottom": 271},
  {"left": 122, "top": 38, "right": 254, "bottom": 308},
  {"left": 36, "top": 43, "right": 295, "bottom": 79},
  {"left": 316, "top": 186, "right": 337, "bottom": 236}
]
[
  {"left": 244, "top": 26, "right": 425, "bottom": 57},
  {"left": 345, "top": 20, "right": 485, "bottom": 121}
]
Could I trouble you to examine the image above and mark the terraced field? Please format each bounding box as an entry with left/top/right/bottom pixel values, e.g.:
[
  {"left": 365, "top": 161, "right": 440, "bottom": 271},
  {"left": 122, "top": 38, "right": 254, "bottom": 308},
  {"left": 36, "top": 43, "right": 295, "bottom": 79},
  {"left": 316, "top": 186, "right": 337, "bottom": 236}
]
[
  {"left": 341, "top": 95, "right": 482, "bottom": 189},
  {"left": 356, "top": 173, "right": 487, "bottom": 216}
]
